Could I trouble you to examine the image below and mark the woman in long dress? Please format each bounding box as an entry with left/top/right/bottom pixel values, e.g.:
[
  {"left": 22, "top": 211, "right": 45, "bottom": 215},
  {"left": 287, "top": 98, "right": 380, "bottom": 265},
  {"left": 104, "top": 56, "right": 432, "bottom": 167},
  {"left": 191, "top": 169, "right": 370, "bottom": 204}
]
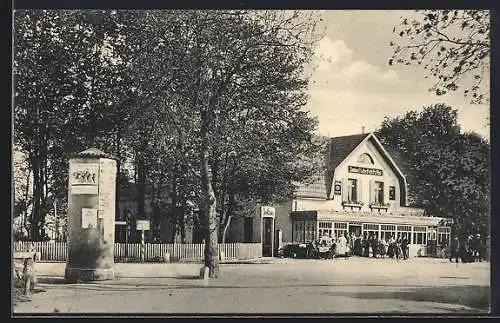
[{"left": 337, "top": 233, "right": 348, "bottom": 258}]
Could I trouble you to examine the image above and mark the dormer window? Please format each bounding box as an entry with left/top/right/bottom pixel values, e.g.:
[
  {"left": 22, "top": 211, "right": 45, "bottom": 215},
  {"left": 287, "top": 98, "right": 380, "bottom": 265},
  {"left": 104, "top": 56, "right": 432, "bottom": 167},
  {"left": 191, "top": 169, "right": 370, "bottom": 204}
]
[{"left": 358, "top": 153, "right": 374, "bottom": 164}]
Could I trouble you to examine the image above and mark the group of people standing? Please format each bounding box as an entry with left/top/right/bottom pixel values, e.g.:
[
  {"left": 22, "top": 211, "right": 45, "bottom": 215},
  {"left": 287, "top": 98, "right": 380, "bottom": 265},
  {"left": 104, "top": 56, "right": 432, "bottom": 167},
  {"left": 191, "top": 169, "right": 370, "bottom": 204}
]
[
  {"left": 315, "top": 232, "right": 410, "bottom": 260},
  {"left": 315, "top": 232, "right": 349, "bottom": 258},
  {"left": 313, "top": 230, "right": 487, "bottom": 263},
  {"left": 351, "top": 232, "right": 409, "bottom": 260},
  {"left": 447, "top": 234, "right": 486, "bottom": 263}
]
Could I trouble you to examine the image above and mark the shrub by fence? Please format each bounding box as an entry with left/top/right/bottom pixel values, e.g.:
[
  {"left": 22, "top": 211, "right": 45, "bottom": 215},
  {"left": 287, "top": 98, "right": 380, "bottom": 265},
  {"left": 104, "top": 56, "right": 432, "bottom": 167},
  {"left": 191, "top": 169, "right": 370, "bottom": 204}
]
[{"left": 13, "top": 241, "right": 262, "bottom": 263}]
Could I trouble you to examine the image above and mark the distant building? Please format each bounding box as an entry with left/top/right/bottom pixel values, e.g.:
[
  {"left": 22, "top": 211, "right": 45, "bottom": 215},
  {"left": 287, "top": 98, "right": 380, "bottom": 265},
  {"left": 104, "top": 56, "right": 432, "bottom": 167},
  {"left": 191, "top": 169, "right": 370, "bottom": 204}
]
[
  {"left": 115, "top": 182, "right": 200, "bottom": 244},
  {"left": 227, "top": 132, "right": 452, "bottom": 256}
]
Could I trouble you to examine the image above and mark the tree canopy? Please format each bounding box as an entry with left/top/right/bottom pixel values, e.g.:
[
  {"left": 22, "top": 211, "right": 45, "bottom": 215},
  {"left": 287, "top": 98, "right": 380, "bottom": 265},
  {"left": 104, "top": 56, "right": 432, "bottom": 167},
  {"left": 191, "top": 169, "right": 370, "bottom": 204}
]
[
  {"left": 376, "top": 104, "right": 490, "bottom": 239},
  {"left": 13, "top": 9, "right": 324, "bottom": 274},
  {"left": 389, "top": 10, "right": 490, "bottom": 104}
]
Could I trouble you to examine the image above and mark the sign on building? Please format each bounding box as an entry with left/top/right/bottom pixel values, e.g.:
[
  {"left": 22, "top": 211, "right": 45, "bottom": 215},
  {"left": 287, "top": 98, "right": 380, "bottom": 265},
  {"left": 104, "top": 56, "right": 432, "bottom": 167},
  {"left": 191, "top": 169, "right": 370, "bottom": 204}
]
[
  {"left": 261, "top": 206, "right": 275, "bottom": 218},
  {"left": 348, "top": 166, "right": 383, "bottom": 176},
  {"left": 334, "top": 180, "right": 342, "bottom": 195}
]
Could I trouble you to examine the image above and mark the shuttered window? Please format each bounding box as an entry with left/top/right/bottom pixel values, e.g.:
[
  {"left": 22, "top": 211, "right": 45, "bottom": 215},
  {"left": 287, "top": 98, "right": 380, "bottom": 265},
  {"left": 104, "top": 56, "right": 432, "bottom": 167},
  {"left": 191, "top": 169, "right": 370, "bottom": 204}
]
[{"left": 347, "top": 179, "right": 357, "bottom": 203}]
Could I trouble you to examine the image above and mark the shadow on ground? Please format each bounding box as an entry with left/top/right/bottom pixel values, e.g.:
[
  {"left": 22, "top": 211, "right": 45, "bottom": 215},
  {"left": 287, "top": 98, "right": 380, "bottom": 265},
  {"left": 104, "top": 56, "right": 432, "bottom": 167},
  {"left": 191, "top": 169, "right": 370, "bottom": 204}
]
[
  {"left": 326, "top": 285, "right": 489, "bottom": 312},
  {"left": 37, "top": 277, "right": 67, "bottom": 284}
]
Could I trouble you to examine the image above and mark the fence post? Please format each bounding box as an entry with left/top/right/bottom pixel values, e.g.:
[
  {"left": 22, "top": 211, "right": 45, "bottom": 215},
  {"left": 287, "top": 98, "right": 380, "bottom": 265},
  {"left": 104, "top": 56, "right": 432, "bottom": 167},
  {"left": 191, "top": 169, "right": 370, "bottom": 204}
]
[{"left": 140, "top": 231, "right": 145, "bottom": 263}]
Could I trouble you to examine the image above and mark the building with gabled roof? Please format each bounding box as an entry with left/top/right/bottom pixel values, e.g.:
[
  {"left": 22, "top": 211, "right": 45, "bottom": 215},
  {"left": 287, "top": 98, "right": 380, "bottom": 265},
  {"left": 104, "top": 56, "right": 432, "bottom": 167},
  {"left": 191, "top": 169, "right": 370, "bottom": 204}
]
[{"left": 228, "top": 132, "right": 452, "bottom": 257}]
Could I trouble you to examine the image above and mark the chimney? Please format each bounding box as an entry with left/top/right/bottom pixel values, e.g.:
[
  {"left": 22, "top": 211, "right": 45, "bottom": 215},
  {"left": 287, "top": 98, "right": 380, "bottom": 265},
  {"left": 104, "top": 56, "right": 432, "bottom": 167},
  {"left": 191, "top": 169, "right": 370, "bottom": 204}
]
[{"left": 361, "top": 126, "right": 365, "bottom": 134}]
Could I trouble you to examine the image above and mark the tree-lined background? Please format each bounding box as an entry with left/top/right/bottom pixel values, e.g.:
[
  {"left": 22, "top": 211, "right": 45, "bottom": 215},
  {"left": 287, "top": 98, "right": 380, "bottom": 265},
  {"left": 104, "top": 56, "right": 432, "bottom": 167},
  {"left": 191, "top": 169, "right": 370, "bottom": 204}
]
[
  {"left": 13, "top": 10, "right": 327, "bottom": 275},
  {"left": 13, "top": 9, "right": 490, "bottom": 269}
]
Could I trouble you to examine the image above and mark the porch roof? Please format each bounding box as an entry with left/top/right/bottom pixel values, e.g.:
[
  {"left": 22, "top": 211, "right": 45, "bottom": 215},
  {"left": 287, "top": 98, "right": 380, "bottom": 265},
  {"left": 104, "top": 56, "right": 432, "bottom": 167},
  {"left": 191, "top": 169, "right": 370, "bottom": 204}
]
[{"left": 315, "top": 210, "right": 447, "bottom": 227}]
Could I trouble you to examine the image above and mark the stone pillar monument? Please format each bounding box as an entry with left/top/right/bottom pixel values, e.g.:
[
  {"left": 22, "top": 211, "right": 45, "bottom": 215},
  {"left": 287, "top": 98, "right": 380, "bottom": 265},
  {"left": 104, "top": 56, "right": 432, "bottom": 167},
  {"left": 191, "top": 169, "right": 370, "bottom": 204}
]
[{"left": 64, "top": 148, "right": 117, "bottom": 282}]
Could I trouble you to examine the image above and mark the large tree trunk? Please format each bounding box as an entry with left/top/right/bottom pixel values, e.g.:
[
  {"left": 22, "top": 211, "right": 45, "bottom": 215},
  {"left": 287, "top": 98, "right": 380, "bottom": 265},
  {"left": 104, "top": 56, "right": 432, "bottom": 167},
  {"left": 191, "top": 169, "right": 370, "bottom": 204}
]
[
  {"left": 171, "top": 165, "right": 178, "bottom": 243},
  {"left": 222, "top": 214, "right": 232, "bottom": 244},
  {"left": 200, "top": 105, "right": 219, "bottom": 277},
  {"left": 221, "top": 191, "right": 235, "bottom": 243},
  {"left": 201, "top": 153, "right": 219, "bottom": 278},
  {"left": 30, "top": 153, "right": 42, "bottom": 241},
  {"left": 23, "top": 167, "right": 32, "bottom": 236},
  {"left": 179, "top": 196, "right": 187, "bottom": 244},
  {"left": 136, "top": 150, "right": 147, "bottom": 243}
]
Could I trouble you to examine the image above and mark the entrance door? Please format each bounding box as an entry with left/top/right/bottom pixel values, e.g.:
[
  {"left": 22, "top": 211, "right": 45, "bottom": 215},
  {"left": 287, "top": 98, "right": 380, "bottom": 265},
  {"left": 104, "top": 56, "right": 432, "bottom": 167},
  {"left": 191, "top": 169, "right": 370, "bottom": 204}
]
[
  {"left": 262, "top": 217, "right": 274, "bottom": 257},
  {"left": 349, "top": 224, "right": 362, "bottom": 237}
]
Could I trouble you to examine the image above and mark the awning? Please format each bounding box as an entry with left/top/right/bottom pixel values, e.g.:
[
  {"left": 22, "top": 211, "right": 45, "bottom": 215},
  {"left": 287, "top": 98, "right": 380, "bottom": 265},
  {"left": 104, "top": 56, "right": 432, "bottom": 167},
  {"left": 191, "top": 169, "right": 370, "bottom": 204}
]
[{"left": 290, "top": 211, "right": 317, "bottom": 221}]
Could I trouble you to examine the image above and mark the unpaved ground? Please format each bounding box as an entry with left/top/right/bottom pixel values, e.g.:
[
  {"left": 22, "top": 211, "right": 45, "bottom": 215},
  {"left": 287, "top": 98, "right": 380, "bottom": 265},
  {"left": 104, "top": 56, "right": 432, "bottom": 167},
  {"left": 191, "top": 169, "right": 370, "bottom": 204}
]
[{"left": 12, "top": 257, "right": 490, "bottom": 314}]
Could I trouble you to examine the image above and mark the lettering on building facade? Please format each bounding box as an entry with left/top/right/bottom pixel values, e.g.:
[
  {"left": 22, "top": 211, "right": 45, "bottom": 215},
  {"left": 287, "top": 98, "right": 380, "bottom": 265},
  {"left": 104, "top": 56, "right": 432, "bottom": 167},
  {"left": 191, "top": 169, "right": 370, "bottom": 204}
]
[
  {"left": 261, "top": 206, "right": 276, "bottom": 218},
  {"left": 348, "top": 166, "right": 383, "bottom": 176}
]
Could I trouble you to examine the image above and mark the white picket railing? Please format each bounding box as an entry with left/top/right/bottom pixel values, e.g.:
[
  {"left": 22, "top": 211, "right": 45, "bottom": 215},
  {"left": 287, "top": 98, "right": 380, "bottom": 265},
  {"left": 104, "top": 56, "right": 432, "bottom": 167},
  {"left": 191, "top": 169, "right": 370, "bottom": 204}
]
[
  {"left": 13, "top": 241, "right": 67, "bottom": 261},
  {"left": 12, "top": 241, "right": 262, "bottom": 262}
]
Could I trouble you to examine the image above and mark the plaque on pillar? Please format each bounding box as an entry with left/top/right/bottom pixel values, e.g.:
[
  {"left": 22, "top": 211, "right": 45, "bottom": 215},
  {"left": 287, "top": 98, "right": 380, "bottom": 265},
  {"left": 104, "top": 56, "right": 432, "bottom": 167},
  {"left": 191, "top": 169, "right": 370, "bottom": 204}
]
[{"left": 81, "top": 208, "right": 98, "bottom": 229}]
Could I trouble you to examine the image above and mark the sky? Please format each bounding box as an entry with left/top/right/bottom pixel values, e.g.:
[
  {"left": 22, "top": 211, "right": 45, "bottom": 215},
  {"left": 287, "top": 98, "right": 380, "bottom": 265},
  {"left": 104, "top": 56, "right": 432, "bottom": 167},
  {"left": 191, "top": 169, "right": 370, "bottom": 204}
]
[{"left": 304, "top": 10, "right": 490, "bottom": 140}]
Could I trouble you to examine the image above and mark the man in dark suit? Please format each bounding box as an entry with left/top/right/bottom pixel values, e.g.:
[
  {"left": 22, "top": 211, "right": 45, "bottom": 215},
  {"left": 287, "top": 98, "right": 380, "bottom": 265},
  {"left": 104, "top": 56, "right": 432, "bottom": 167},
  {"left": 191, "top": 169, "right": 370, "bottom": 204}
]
[
  {"left": 362, "top": 233, "right": 370, "bottom": 257},
  {"left": 371, "top": 234, "right": 378, "bottom": 258},
  {"left": 401, "top": 234, "right": 409, "bottom": 260},
  {"left": 449, "top": 236, "right": 460, "bottom": 263}
]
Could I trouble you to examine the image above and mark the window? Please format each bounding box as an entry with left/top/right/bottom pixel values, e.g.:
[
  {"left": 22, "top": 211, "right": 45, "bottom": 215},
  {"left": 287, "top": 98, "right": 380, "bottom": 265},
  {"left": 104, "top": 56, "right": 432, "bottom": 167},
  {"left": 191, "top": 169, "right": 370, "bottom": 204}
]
[
  {"left": 380, "top": 224, "right": 396, "bottom": 241},
  {"left": 397, "top": 225, "right": 412, "bottom": 241},
  {"left": 333, "top": 222, "right": 348, "bottom": 239},
  {"left": 389, "top": 186, "right": 396, "bottom": 200},
  {"left": 358, "top": 153, "right": 374, "bottom": 164},
  {"left": 348, "top": 179, "right": 357, "bottom": 203},
  {"left": 334, "top": 223, "right": 348, "bottom": 229},
  {"left": 397, "top": 225, "right": 412, "bottom": 232},
  {"left": 293, "top": 221, "right": 305, "bottom": 243},
  {"left": 413, "top": 226, "right": 427, "bottom": 245},
  {"left": 318, "top": 222, "right": 332, "bottom": 238},
  {"left": 319, "top": 222, "right": 332, "bottom": 229},
  {"left": 438, "top": 227, "right": 451, "bottom": 245},
  {"left": 305, "top": 221, "right": 316, "bottom": 242},
  {"left": 363, "top": 224, "right": 379, "bottom": 230},
  {"left": 373, "top": 181, "right": 384, "bottom": 204},
  {"left": 427, "top": 228, "right": 437, "bottom": 241},
  {"left": 293, "top": 220, "right": 315, "bottom": 243},
  {"left": 362, "top": 223, "right": 379, "bottom": 239},
  {"left": 318, "top": 221, "right": 348, "bottom": 239}
]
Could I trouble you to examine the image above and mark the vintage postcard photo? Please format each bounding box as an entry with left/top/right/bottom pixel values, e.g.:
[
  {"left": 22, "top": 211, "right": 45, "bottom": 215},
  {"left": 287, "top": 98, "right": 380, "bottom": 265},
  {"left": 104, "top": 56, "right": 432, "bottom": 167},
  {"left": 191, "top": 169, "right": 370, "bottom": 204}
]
[{"left": 11, "top": 9, "right": 490, "bottom": 315}]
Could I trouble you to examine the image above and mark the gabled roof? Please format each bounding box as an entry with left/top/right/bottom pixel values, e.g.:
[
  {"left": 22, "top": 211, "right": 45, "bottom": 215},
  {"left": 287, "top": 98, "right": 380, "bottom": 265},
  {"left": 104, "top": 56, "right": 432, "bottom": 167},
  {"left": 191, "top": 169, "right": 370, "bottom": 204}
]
[
  {"left": 328, "top": 133, "right": 370, "bottom": 172},
  {"left": 381, "top": 144, "right": 410, "bottom": 179},
  {"left": 295, "top": 133, "right": 369, "bottom": 200}
]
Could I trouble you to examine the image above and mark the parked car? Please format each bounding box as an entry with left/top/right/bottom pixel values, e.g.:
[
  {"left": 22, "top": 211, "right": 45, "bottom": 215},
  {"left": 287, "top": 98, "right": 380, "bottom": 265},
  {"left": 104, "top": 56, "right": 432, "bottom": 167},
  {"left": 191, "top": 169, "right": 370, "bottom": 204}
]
[{"left": 281, "top": 243, "right": 315, "bottom": 258}]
